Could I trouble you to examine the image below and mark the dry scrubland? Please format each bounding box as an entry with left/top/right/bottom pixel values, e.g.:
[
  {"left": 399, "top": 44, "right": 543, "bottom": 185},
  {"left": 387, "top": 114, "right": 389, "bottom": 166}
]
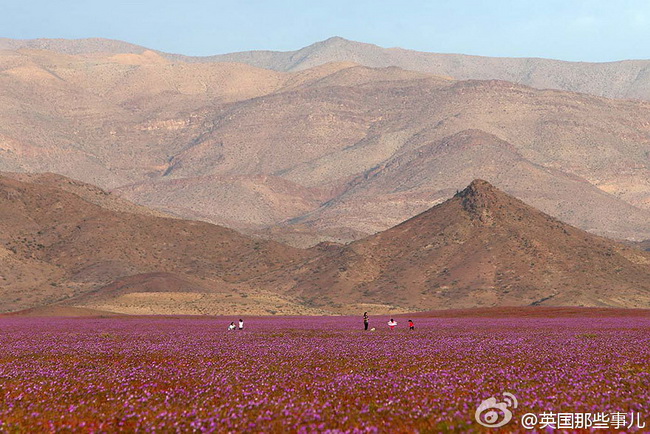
[{"left": 0, "top": 313, "right": 648, "bottom": 432}]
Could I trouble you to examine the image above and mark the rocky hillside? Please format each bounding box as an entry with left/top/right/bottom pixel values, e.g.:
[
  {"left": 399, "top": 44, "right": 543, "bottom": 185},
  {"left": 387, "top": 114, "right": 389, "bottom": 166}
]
[
  {"left": 1, "top": 44, "right": 649, "bottom": 247},
  {"left": 0, "top": 174, "right": 313, "bottom": 315},
  {"left": 264, "top": 180, "right": 650, "bottom": 313},
  {"left": 2, "top": 175, "right": 649, "bottom": 315},
  {"left": 5, "top": 36, "right": 650, "bottom": 101}
]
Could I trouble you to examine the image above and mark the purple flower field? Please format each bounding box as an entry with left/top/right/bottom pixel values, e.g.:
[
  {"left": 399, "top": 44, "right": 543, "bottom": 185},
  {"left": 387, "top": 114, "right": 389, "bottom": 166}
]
[{"left": 0, "top": 315, "right": 648, "bottom": 432}]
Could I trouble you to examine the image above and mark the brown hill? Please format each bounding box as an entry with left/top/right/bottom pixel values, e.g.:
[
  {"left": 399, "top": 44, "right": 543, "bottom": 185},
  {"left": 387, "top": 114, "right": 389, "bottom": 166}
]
[
  {"left": 1, "top": 48, "right": 650, "bottom": 246},
  {"left": 2, "top": 172, "right": 172, "bottom": 218},
  {"left": 0, "top": 174, "right": 313, "bottom": 314},
  {"left": 282, "top": 129, "right": 650, "bottom": 244},
  {"left": 180, "top": 36, "right": 650, "bottom": 101},
  {"left": 2, "top": 175, "right": 650, "bottom": 315},
  {"left": 7, "top": 36, "right": 650, "bottom": 101},
  {"left": 114, "top": 74, "right": 650, "bottom": 244},
  {"left": 263, "top": 180, "right": 650, "bottom": 313}
]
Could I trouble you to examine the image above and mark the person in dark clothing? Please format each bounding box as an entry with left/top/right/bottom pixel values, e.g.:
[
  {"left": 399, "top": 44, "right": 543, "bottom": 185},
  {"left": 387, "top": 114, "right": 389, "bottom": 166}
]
[{"left": 363, "top": 312, "right": 369, "bottom": 331}]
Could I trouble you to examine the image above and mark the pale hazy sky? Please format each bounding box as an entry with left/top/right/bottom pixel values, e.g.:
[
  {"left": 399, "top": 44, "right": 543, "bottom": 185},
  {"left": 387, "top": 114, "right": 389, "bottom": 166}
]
[{"left": 2, "top": 0, "right": 650, "bottom": 62}]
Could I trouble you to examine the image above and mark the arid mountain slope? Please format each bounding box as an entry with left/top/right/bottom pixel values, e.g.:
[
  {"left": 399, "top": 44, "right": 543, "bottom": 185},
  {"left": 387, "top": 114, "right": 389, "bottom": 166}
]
[
  {"left": 266, "top": 180, "right": 650, "bottom": 313},
  {"left": 2, "top": 172, "right": 172, "bottom": 218},
  {"left": 2, "top": 176, "right": 650, "bottom": 314},
  {"left": 198, "top": 37, "right": 650, "bottom": 101},
  {"left": 115, "top": 74, "right": 650, "bottom": 244},
  {"left": 637, "top": 240, "right": 650, "bottom": 251},
  {"left": 1, "top": 48, "right": 650, "bottom": 245},
  {"left": 0, "top": 174, "right": 311, "bottom": 314},
  {"left": 0, "top": 37, "right": 148, "bottom": 55},
  {"left": 6, "top": 36, "right": 650, "bottom": 101},
  {"left": 283, "top": 130, "right": 650, "bottom": 244}
]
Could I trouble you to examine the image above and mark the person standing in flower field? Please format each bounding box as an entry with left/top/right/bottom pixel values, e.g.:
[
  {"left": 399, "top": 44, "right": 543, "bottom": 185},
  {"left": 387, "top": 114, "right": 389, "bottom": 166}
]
[
  {"left": 363, "top": 312, "right": 369, "bottom": 331},
  {"left": 238, "top": 319, "right": 244, "bottom": 330},
  {"left": 388, "top": 319, "right": 397, "bottom": 330},
  {"left": 408, "top": 319, "right": 415, "bottom": 331}
]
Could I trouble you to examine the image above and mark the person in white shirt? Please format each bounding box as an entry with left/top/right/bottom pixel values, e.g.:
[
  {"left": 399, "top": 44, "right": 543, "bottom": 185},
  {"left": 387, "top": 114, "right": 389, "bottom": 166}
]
[
  {"left": 227, "top": 322, "right": 236, "bottom": 331},
  {"left": 238, "top": 319, "right": 244, "bottom": 330},
  {"left": 388, "top": 319, "right": 397, "bottom": 330}
]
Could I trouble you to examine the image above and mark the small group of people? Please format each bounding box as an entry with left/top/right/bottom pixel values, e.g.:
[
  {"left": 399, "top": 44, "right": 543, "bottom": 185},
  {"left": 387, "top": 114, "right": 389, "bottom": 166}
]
[
  {"left": 227, "top": 319, "right": 244, "bottom": 331},
  {"left": 363, "top": 312, "right": 414, "bottom": 331},
  {"left": 226, "top": 315, "right": 414, "bottom": 331}
]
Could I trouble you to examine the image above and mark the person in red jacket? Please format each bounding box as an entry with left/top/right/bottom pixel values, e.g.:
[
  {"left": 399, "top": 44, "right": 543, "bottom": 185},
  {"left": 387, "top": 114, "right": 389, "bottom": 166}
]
[{"left": 408, "top": 319, "right": 415, "bottom": 331}]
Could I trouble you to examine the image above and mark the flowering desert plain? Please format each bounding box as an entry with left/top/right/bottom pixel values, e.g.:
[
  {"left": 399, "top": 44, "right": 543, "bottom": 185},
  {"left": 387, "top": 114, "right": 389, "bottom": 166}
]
[
  {"left": 3, "top": 31, "right": 650, "bottom": 434},
  {"left": 1, "top": 310, "right": 648, "bottom": 432}
]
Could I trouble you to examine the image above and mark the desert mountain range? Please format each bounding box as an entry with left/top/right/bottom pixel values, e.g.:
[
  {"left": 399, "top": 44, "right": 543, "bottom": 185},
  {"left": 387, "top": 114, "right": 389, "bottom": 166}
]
[
  {"left": 1, "top": 37, "right": 650, "bottom": 314},
  {"left": 1, "top": 174, "right": 649, "bottom": 315},
  {"left": 4, "top": 36, "right": 650, "bottom": 101},
  {"left": 1, "top": 40, "right": 650, "bottom": 248},
  {"left": 189, "top": 36, "right": 650, "bottom": 102}
]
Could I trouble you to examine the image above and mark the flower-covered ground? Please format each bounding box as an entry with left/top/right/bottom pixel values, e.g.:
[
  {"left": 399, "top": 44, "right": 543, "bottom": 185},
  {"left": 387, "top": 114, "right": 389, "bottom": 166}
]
[{"left": 0, "top": 314, "right": 648, "bottom": 432}]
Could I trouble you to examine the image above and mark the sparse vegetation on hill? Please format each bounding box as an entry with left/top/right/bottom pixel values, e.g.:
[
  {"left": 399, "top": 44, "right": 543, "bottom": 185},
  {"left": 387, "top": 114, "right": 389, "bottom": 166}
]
[
  {"left": 260, "top": 180, "right": 650, "bottom": 312},
  {"left": 3, "top": 174, "right": 648, "bottom": 314},
  {"left": 0, "top": 47, "right": 649, "bottom": 246},
  {"left": 0, "top": 174, "right": 311, "bottom": 314}
]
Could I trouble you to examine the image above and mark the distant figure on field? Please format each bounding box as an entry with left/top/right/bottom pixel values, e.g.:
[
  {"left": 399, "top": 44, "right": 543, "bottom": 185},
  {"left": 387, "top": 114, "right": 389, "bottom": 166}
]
[
  {"left": 228, "top": 322, "right": 236, "bottom": 331},
  {"left": 363, "top": 312, "right": 369, "bottom": 331},
  {"left": 388, "top": 319, "right": 397, "bottom": 330},
  {"left": 238, "top": 319, "right": 244, "bottom": 330},
  {"left": 408, "top": 319, "right": 415, "bottom": 331}
]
